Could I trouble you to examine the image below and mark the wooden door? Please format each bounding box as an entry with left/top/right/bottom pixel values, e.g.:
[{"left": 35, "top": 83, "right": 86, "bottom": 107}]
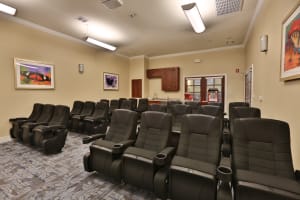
[{"left": 132, "top": 79, "right": 142, "bottom": 98}]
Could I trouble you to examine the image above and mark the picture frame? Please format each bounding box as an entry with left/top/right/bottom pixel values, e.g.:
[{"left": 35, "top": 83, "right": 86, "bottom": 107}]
[
  {"left": 281, "top": 5, "right": 300, "bottom": 81},
  {"left": 103, "top": 72, "right": 119, "bottom": 90},
  {"left": 14, "top": 58, "right": 55, "bottom": 89}
]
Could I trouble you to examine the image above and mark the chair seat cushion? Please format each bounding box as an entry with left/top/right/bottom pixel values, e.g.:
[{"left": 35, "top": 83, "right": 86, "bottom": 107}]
[
  {"left": 236, "top": 169, "right": 300, "bottom": 196},
  {"left": 170, "top": 156, "right": 216, "bottom": 179},
  {"left": 123, "top": 147, "right": 157, "bottom": 164}
]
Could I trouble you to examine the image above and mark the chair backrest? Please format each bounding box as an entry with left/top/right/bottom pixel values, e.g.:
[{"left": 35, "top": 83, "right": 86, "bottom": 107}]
[
  {"left": 207, "top": 102, "right": 224, "bottom": 112},
  {"left": 28, "top": 103, "right": 44, "bottom": 121},
  {"left": 36, "top": 104, "right": 55, "bottom": 123},
  {"left": 167, "top": 100, "right": 182, "bottom": 113},
  {"left": 109, "top": 99, "right": 120, "bottom": 113},
  {"left": 119, "top": 98, "right": 127, "bottom": 108},
  {"left": 80, "top": 101, "right": 95, "bottom": 116},
  {"left": 148, "top": 104, "right": 167, "bottom": 112},
  {"left": 229, "top": 102, "right": 249, "bottom": 121},
  {"left": 230, "top": 107, "right": 261, "bottom": 129},
  {"left": 70, "top": 101, "right": 84, "bottom": 115},
  {"left": 184, "top": 101, "right": 200, "bottom": 114},
  {"left": 120, "top": 99, "right": 133, "bottom": 110},
  {"left": 49, "top": 105, "right": 70, "bottom": 126},
  {"left": 129, "top": 98, "right": 137, "bottom": 110},
  {"left": 100, "top": 99, "right": 109, "bottom": 105},
  {"left": 198, "top": 105, "right": 223, "bottom": 119},
  {"left": 135, "top": 111, "right": 172, "bottom": 152},
  {"left": 177, "top": 114, "right": 222, "bottom": 165},
  {"left": 232, "top": 118, "right": 295, "bottom": 179},
  {"left": 171, "top": 104, "right": 192, "bottom": 124},
  {"left": 105, "top": 109, "right": 138, "bottom": 142},
  {"left": 91, "top": 102, "right": 109, "bottom": 119},
  {"left": 137, "top": 98, "right": 148, "bottom": 112}
]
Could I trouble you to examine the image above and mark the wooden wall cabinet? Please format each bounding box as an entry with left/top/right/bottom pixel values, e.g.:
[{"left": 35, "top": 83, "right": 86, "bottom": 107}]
[{"left": 147, "top": 67, "right": 180, "bottom": 91}]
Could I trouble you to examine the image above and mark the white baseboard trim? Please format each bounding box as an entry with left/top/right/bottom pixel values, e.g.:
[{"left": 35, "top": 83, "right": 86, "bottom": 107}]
[{"left": 0, "top": 136, "right": 11, "bottom": 144}]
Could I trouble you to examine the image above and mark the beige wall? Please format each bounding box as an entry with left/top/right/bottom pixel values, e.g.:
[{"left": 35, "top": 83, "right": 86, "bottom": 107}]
[
  {"left": 0, "top": 16, "right": 129, "bottom": 138},
  {"left": 148, "top": 48, "right": 246, "bottom": 112},
  {"left": 245, "top": 0, "right": 300, "bottom": 169}
]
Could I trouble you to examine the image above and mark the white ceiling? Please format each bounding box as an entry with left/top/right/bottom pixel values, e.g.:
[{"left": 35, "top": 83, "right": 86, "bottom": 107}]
[{"left": 0, "top": 0, "right": 259, "bottom": 57}]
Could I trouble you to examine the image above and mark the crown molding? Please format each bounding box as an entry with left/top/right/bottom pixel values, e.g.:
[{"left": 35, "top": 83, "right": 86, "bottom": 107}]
[{"left": 149, "top": 45, "right": 244, "bottom": 60}]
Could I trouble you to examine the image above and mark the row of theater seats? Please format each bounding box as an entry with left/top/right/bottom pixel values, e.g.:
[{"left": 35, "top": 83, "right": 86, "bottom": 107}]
[
  {"left": 9, "top": 103, "right": 70, "bottom": 154},
  {"left": 68, "top": 98, "right": 149, "bottom": 133},
  {"left": 82, "top": 102, "right": 300, "bottom": 200}
]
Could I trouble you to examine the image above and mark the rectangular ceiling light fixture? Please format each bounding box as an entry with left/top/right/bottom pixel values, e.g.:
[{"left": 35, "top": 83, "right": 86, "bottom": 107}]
[
  {"left": 0, "top": 3, "right": 16, "bottom": 16},
  {"left": 182, "top": 3, "right": 205, "bottom": 33},
  {"left": 86, "top": 37, "right": 117, "bottom": 51}
]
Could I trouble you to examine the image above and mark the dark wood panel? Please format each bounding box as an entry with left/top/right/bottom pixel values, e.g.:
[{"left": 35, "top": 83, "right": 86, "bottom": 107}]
[{"left": 146, "top": 67, "right": 180, "bottom": 91}]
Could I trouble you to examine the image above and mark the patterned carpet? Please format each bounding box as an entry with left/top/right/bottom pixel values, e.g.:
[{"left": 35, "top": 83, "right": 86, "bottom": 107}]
[{"left": 0, "top": 132, "right": 156, "bottom": 200}]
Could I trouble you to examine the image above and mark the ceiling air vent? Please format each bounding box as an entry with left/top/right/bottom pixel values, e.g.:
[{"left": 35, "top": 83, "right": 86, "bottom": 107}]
[
  {"left": 216, "top": 0, "right": 244, "bottom": 16},
  {"left": 101, "top": 0, "right": 123, "bottom": 9}
]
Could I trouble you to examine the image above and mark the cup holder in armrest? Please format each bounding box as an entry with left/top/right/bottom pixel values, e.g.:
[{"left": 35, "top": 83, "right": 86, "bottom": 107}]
[
  {"left": 217, "top": 166, "right": 232, "bottom": 182},
  {"left": 112, "top": 144, "right": 123, "bottom": 154},
  {"left": 154, "top": 153, "right": 167, "bottom": 166}
]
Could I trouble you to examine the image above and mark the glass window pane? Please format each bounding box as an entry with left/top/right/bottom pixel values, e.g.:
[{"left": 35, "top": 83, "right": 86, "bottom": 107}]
[
  {"left": 194, "top": 79, "right": 201, "bottom": 85},
  {"left": 215, "top": 78, "right": 222, "bottom": 85},
  {"left": 215, "top": 86, "right": 222, "bottom": 92},
  {"left": 187, "top": 79, "right": 193, "bottom": 85},
  {"left": 187, "top": 86, "right": 193, "bottom": 92},
  {"left": 207, "top": 77, "right": 213, "bottom": 85},
  {"left": 194, "top": 86, "right": 201, "bottom": 92}
]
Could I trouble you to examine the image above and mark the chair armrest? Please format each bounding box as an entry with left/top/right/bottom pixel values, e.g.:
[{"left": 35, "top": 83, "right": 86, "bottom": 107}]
[
  {"left": 112, "top": 139, "right": 135, "bottom": 154},
  {"left": 217, "top": 157, "right": 232, "bottom": 183},
  {"left": 295, "top": 170, "right": 300, "bottom": 182},
  {"left": 221, "top": 143, "right": 231, "bottom": 157},
  {"left": 23, "top": 122, "right": 48, "bottom": 128},
  {"left": 223, "top": 118, "right": 229, "bottom": 128},
  {"left": 82, "top": 134, "right": 106, "bottom": 144},
  {"left": 9, "top": 117, "right": 28, "bottom": 122},
  {"left": 223, "top": 128, "right": 231, "bottom": 144},
  {"left": 154, "top": 147, "right": 176, "bottom": 166}
]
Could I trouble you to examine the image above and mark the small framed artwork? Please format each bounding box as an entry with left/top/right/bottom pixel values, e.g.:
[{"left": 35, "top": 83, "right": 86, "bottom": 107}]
[
  {"left": 14, "top": 58, "right": 55, "bottom": 89},
  {"left": 281, "top": 5, "right": 300, "bottom": 81},
  {"left": 103, "top": 72, "right": 119, "bottom": 90}
]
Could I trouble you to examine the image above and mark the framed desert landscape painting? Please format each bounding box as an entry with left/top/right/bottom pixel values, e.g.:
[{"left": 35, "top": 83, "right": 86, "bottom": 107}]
[
  {"left": 14, "top": 58, "right": 55, "bottom": 89},
  {"left": 281, "top": 5, "right": 300, "bottom": 81},
  {"left": 103, "top": 72, "right": 119, "bottom": 90}
]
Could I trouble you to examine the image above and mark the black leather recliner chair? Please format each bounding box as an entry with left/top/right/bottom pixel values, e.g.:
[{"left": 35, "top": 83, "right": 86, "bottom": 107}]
[
  {"left": 198, "top": 105, "right": 224, "bottom": 119},
  {"left": 148, "top": 104, "right": 167, "bottom": 112},
  {"left": 185, "top": 101, "right": 200, "bottom": 114},
  {"left": 227, "top": 102, "right": 249, "bottom": 128},
  {"left": 232, "top": 118, "right": 300, "bottom": 200},
  {"left": 136, "top": 98, "right": 148, "bottom": 116},
  {"left": 83, "top": 109, "right": 138, "bottom": 181},
  {"left": 170, "top": 104, "right": 192, "bottom": 133},
  {"left": 70, "top": 101, "right": 95, "bottom": 132},
  {"left": 22, "top": 104, "right": 55, "bottom": 144},
  {"left": 68, "top": 100, "right": 84, "bottom": 128},
  {"left": 9, "top": 103, "right": 44, "bottom": 140},
  {"left": 70, "top": 101, "right": 84, "bottom": 116},
  {"left": 122, "top": 111, "right": 174, "bottom": 192},
  {"left": 108, "top": 99, "right": 120, "bottom": 122},
  {"left": 82, "top": 101, "right": 109, "bottom": 134},
  {"left": 166, "top": 114, "right": 222, "bottom": 200},
  {"left": 129, "top": 98, "right": 137, "bottom": 111},
  {"left": 120, "top": 99, "right": 134, "bottom": 110},
  {"left": 32, "top": 105, "right": 70, "bottom": 154},
  {"left": 167, "top": 100, "right": 182, "bottom": 113},
  {"left": 222, "top": 107, "right": 261, "bottom": 157}
]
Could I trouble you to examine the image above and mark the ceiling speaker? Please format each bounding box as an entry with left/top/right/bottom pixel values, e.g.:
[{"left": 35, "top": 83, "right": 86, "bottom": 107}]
[{"left": 101, "top": 0, "right": 123, "bottom": 9}]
